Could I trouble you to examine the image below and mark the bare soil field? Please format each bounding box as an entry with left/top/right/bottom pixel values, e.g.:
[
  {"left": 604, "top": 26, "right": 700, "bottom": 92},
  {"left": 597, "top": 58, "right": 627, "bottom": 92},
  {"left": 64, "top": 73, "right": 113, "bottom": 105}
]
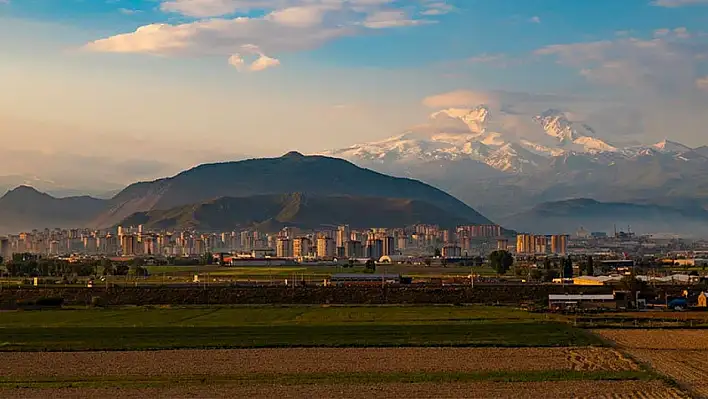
[
  {"left": 595, "top": 329, "right": 708, "bottom": 398},
  {"left": 595, "top": 329, "right": 708, "bottom": 350},
  {"left": 0, "top": 347, "right": 638, "bottom": 379},
  {"left": 0, "top": 381, "right": 687, "bottom": 399}
]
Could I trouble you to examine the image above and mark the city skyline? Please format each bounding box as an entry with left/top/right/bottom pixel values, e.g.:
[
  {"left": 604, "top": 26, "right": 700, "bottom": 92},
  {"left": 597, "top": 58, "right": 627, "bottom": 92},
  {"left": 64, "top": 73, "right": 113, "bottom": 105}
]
[{"left": 2, "top": 0, "right": 708, "bottom": 186}]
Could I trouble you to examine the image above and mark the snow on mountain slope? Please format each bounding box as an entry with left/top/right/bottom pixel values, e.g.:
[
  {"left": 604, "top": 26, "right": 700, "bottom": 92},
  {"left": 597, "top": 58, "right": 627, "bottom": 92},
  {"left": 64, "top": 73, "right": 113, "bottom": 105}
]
[
  {"left": 325, "top": 104, "right": 695, "bottom": 175},
  {"left": 533, "top": 109, "right": 617, "bottom": 153}
]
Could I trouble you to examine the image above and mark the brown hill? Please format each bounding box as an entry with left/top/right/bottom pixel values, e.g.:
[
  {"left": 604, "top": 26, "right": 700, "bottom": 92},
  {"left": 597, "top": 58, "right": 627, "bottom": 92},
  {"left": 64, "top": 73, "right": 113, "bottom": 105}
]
[{"left": 118, "top": 193, "right": 475, "bottom": 232}]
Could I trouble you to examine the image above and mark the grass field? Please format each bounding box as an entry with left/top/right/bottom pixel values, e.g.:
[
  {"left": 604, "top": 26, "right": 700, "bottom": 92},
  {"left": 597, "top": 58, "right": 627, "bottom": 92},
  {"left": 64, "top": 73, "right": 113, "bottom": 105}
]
[
  {"left": 142, "top": 263, "right": 500, "bottom": 281},
  {"left": 0, "top": 306, "right": 601, "bottom": 351},
  {"left": 0, "top": 305, "right": 691, "bottom": 398}
]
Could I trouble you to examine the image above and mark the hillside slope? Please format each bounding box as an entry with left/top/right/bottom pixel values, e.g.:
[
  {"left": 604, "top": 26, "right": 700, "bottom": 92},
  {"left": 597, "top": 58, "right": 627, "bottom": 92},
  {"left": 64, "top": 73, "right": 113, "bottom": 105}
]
[
  {"left": 0, "top": 186, "right": 106, "bottom": 233},
  {"left": 95, "top": 152, "right": 491, "bottom": 228},
  {"left": 118, "top": 193, "right": 475, "bottom": 231}
]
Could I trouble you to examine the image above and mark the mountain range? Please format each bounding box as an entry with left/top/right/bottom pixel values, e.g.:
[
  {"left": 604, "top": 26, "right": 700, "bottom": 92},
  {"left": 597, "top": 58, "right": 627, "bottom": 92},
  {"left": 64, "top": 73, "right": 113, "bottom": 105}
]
[
  {"left": 0, "top": 153, "right": 491, "bottom": 234},
  {"left": 325, "top": 105, "right": 708, "bottom": 235}
]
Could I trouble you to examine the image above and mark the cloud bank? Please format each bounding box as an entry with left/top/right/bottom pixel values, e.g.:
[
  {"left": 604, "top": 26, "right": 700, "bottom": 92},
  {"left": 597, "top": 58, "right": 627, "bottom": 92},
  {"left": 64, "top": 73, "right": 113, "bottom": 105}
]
[{"left": 85, "top": 0, "right": 443, "bottom": 72}]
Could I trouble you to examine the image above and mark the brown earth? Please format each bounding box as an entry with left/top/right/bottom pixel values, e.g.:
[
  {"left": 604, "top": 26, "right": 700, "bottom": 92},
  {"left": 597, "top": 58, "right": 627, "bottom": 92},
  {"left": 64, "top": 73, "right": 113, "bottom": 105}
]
[
  {"left": 594, "top": 329, "right": 708, "bottom": 350},
  {"left": 0, "top": 381, "right": 688, "bottom": 399},
  {"left": 595, "top": 329, "right": 708, "bottom": 398},
  {"left": 0, "top": 347, "right": 638, "bottom": 379}
]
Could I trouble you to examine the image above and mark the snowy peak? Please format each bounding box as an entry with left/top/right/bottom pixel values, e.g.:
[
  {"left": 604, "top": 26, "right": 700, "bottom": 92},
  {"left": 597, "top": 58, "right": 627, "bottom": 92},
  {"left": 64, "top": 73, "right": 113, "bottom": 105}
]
[
  {"left": 533, "top": 109, "right": 617, "bottom": 153},
  {"left": 324, "top": 103, "right": 705, "bottom": 177},
  {"left": 432, "top": 105, "right": 491, "bottom": 133}
]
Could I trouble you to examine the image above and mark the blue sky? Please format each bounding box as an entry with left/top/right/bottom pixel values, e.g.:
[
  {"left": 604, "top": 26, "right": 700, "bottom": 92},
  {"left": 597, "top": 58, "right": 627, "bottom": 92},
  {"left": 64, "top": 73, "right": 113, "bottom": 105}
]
[{"left": 1, "top": 0, "right": 707, "bottom": 186}]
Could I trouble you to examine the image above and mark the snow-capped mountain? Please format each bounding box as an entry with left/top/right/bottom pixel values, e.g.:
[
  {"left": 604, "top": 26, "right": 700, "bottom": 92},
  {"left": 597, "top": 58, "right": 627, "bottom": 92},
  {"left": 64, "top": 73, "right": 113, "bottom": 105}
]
[{"left": 326, "top": 105, "right": 696, "bottom": 174}]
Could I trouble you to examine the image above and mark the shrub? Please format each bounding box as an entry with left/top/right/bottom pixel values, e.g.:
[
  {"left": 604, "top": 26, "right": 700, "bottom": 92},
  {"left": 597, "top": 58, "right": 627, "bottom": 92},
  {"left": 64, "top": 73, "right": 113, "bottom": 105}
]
[
  {"left": 90, "top": 296, "right": 105, "bottom": 308},
  {"left": 34, "top": 297, "right": 64, "bottom": 307}
]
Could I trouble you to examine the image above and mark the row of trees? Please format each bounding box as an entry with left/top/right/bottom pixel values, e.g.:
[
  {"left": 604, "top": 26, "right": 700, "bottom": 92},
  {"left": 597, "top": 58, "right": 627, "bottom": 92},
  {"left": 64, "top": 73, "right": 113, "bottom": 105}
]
[
  {"left": 488, "top": 251, "right": 598, "bottom": 280},
  {"left": 1, "top": 254, "right": 151, "bottom": 278}
]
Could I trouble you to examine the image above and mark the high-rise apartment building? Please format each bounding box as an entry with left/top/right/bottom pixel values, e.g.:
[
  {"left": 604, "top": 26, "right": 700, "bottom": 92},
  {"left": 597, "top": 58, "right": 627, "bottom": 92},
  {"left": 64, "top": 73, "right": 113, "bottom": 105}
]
[
  {"left": 317, "top": 236, "right": 335, "bottom": 259},
  {"left": 293, "top": 237, "right": 311, "bottom": 258},
  {"left": 336, "top": 225, "right": 350, "bottom": 248},
  {"left": 276, "top": 238, "right": 293, "bottom": 258},
  {"left": 550, "top": 235, "right": 568, "bottom": 255},
  {"left": 365, "top": 239, "right": 383, "bottom": 260},
  {"left": 121, "top": 234, "right": 137, "bottom": 256}
]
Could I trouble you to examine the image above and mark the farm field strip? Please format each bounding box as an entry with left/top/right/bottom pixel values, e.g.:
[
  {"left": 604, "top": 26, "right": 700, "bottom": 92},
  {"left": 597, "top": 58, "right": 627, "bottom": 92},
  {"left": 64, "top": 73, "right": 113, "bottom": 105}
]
[
  {"left": 595, "top": 329, "right": 708, "bottom": 398},
  {"left": 0, "top": 380, "right": 688, "bottom": 399},
  {"left": 0, "top": 322, "right": 602, "bottom": 351},
  {"left": 595, "top": 329, "right": 708, "bottom": 350},
  {"left": 0, "top": 305, "right": 543, "bottom": 327},
  {"left": 0, "top": 348, "right": 639, "bottom": 379}
]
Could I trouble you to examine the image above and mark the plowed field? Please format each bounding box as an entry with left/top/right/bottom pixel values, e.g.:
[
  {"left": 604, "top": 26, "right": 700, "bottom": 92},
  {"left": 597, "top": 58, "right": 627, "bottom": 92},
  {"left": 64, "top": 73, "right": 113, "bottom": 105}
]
[
  {"left": 0, "top": 347, "right": 638, "bottom": 379},
  {"left": 0, "top": 381, "right": 688, "bottom": 399},
  {"left": 595, "top": 329, "right": 708, "bottom": 398}
]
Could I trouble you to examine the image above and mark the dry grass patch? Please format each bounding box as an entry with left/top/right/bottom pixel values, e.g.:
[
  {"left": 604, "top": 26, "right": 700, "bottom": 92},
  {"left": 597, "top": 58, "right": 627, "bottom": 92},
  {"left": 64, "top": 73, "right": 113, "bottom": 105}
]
[{"left": 0, "top": 347, "right": 638, "bottom": 379}]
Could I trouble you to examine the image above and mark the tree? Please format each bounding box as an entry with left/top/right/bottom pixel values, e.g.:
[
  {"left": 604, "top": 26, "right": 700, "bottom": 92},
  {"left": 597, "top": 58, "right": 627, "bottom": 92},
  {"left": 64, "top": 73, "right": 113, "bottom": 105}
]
[
  {"left": 489, "top": 250, "right": 514, "bottom": 276},
  {"left": 200, "top": 252, "right": 214, "bottom": 265},
  {"left": 530, "top": 269, "right": 543, "bottom": 281},
  {"left": 434, "top": 248, "right": 442, "bottom": 258},
  {"left": 563, "top": 256, "right": 573, "bottom": 279},
  {"left": 101, "top": 259, "right": 114, "bottom": 276},
  {"left": 544, "top": 269, "right": 558, "bottom": 282},
  {"left": 365, "top": 259, "right": 376, "bottom": 273},
  {"left": 424, "top": 258, "right": 432, "bottom": 267},
  {"left": 440, "top": 258, "right": 448, "bottom": 267},
  {"left": 543, "top": 258, "right": 552, "bottom": 270},
  {"left": 114, "top": 263, "right": 130, "bottom": 276},
  {"left": 131, "top": 266, "right": 149, "bottom": 277},
  {"left": 587, "top": 256, "right": 594, "bottom": 276}
]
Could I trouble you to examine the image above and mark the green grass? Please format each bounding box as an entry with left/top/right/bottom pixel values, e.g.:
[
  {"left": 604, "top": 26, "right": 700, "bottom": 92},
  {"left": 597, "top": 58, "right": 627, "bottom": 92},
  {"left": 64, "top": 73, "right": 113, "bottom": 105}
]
[
  {"left": 0, "top": 322, "right": 602, "bottom": 351},
  {"left": 0, "top": 305, "right": 601, "bottom": 351},
  {"left": 0, "top": 305, "right": 539, "bottom": 327},
  {"left": 0, "top": 370, "right": 655, "bottom": 390}
]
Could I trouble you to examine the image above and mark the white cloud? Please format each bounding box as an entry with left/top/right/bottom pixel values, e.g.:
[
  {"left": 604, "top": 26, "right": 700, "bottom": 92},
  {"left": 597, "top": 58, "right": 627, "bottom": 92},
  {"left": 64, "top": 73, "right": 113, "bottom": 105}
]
[
  {"left": 363, "top": 10, "right": 434, "bottom": 29},
  {"left": 535, "top": 30, "right": 708, "bottom": 95},
  {"left": 85, "top": 0, "right": 438, "bottom": 69},
  {"left": 267, "top": 5, "right": 330, "bottom": 28},
  {"left": 651, "top": 0, "right": 708, "bottom": 7},
  {"left": 422, "top": 90, "right": 501, "bottom": 109},
  {"left": 249, "top": 53, "right": 281, "bottom": 71},
  {"left": 697, "top": 76, "right": 708, "bottom": 90},
  {"left": 529, "top": 16, "right": 541, "bottom": 24},
  {"left": 420, "top": 1, "right": 454, "bottom": 16}
]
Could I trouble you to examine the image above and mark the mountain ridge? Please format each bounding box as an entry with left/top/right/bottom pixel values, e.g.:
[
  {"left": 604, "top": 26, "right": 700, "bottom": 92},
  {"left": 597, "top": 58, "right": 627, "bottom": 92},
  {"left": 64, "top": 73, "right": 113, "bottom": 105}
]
[
  {"left": 94, "top": 153, "right": 491, "bottom": 228},
  {"left": 118, "top": 193, "right": 479, "bottom": 232},
  {"left": 0, "top": 154, "right": 494, "bottom": 233}
]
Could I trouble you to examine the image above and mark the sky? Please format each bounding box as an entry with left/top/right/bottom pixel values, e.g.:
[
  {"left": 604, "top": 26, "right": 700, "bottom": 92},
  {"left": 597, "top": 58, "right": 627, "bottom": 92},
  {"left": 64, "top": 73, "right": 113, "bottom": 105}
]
[{"left": 1, "top": 0, "right": 708, "bottom": 189}]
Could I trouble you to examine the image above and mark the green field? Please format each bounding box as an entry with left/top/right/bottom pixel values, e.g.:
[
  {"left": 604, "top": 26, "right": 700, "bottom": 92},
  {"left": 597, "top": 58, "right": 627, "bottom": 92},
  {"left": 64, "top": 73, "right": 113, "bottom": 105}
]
[{"left": 0, "top": 305, "right": 602, "bottom": 351}]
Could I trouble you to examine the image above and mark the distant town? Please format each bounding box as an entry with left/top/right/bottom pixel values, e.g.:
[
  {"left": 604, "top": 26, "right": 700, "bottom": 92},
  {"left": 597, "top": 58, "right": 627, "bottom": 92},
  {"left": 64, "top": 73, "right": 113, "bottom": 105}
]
[{"left": 2, "top": 223, "right": 707, "bottom": 280}]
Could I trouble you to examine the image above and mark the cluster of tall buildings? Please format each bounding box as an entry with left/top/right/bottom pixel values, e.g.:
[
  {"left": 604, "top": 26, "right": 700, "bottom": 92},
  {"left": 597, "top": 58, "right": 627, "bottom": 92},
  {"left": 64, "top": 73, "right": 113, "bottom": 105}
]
[
  {"left": 515, "top": 234, "right": 569, "bottom": 255},
  {"left": 0, "top": 223, "right": 506, "bottom": 260}
]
